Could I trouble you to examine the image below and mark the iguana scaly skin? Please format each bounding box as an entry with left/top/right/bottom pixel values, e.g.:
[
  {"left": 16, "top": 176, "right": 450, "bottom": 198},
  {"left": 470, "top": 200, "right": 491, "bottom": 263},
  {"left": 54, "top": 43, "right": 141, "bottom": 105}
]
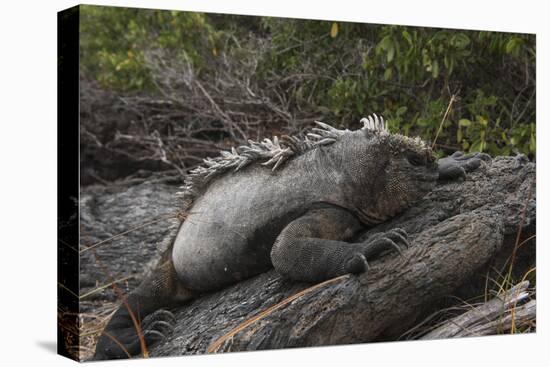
[{"left": 93, "top": 115, "right": 489, "bottom": 359}]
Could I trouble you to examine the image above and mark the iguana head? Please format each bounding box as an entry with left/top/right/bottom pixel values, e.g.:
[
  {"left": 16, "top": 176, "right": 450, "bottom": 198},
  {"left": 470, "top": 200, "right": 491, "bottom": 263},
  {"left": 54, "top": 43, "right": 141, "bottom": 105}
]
[{"left": 332, "top": 115, "right": 438, "bottom": 225}]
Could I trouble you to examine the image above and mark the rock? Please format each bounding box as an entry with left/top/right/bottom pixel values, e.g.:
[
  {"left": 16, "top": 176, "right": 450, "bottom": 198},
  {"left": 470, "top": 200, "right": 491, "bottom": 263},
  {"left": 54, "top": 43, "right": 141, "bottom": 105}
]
[{"left": 79, "top": 181, "right": 181, "bottom": 302}]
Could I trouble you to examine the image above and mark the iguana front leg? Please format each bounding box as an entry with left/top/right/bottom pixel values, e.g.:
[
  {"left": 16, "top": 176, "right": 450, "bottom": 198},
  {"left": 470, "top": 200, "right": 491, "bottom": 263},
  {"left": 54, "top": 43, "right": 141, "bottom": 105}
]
[
  {"left": 270, "top": 206, "right": 408, "bottom": 282},
  {"left": 438, "top": 151, "right": 491, "bottom": 180}
]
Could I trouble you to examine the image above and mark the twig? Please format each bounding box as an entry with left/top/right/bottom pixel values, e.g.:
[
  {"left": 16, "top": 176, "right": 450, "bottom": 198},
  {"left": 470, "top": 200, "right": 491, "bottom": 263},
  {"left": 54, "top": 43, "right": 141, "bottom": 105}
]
[
  {"left": 207, "top": 274, "right": 350, "bottom": 353},
  {"left": 79, "top": 275, "right": 135, "bottom": 300},
  {"left": 431, "top": 94, "right": 457, "bottom": 150},
  {"left": 80, "top": 214, "right": 175, "bottom": 254},
  {"left": 505, "top": 181, "right": 534, "bottom": 282},
  {"left": 432, "top": 94, "right": 456, "bottom": 150}
]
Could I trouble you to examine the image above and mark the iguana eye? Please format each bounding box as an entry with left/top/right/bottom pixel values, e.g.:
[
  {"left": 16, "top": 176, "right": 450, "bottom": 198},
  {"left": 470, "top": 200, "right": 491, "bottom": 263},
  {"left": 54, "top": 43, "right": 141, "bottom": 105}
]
[{"left": 407, "top": 153, "right": 426, "bottom": 166}]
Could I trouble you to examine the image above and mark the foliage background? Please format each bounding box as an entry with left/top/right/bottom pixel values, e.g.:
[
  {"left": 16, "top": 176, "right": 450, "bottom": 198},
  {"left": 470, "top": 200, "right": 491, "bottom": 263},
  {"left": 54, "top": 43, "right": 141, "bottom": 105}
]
[{"left": 79, "top": 5, "right": 535, "bottom": 184}]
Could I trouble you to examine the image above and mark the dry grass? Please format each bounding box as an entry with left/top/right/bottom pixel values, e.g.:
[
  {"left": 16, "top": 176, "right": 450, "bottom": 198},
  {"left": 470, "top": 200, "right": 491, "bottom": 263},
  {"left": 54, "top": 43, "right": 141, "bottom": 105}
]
[
  {"left": 78, "top": 301, "right": 118, "bottom": 360},
  {"left": 400, "top": 273, "right": 535, "bottom": 340}
]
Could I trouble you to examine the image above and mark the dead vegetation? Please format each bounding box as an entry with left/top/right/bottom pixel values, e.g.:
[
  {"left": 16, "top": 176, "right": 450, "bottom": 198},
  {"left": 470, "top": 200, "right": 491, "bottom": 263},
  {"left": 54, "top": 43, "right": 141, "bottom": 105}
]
[{"left": 79, "top": 37, "right": 346, "bottom": 186}]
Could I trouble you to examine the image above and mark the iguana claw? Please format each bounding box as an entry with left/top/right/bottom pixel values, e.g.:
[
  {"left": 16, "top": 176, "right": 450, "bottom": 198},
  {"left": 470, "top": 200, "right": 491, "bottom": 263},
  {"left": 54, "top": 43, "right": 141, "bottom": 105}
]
[
  {"left": 359, "top": 228, "right": 410, "bottom": 261},
  {"left": 93, "top": 308, "right": 175, "bottom": 360}
]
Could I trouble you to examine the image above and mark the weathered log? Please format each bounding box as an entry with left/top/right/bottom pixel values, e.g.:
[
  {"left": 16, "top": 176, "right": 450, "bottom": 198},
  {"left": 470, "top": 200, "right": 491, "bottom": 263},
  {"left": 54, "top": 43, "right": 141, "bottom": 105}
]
[
  {"left": 421, "top": 281, "right": 535, "bottom": 339},
  {"left": 79, "top": 155, "right": 535, "bottom": 358},
  {"left": 458, "top": 300, "right": 536, "bottom": 336}
]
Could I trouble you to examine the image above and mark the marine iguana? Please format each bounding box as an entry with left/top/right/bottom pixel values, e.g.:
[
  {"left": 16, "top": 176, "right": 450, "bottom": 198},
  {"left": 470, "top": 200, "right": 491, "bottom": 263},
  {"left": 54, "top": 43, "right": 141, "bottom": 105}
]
[{"left": 93, "top": 115, "right": 489, "bottom": 359}]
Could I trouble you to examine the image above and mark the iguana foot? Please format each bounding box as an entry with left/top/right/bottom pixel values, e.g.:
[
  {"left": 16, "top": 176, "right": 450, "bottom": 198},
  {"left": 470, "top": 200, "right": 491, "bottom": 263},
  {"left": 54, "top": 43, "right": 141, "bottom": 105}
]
[
  {"left": 141, "top": 309, "right": 176, "bottom": 342},
  {"left": 93, "top": 308, "right": 175, "bottom": 360},
  {"left": 438, "top": 151, "right": 491, "bottom": 180},
  {"left": 345, "top": 253, "right": 369, "bottom": 274},
  {"left": 362, "top": 228, "right": 409, "bottom": 258},
  {"left": 346, "top": 228, "right": 409, "bottom": 274}
]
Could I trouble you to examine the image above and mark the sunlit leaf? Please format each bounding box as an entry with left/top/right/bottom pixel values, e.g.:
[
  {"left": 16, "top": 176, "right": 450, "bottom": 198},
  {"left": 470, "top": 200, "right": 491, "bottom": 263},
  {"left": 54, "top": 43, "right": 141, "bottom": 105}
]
[
  {"left": 451, "top": 33, "right": 470, "bottom": 49},
  {"left": 470, "top": 140, "right": 481, "bottom": 152},
  {"left": 402, "top": 30, "right": 412, "bottom": 45},
  {"left": 431, "top": 59, "right": 439, "bottom": 78},
  {"left": 505, "top": 37, "right": 523, "bottom": 55},
  {"left": 530, "top": 132, "right": 536, "bottom": 152},
  {"left": 458, "top": 119, "right": 471, "bottom": 127},
  {"left": 330, "top": 22, "right": 338, "bottom": 38},
  {"left": 387, "top": 45, "right": 395, "bottom": 63},
  {"left": 376, "top": 35, "right": 392, "bottom": 54}
]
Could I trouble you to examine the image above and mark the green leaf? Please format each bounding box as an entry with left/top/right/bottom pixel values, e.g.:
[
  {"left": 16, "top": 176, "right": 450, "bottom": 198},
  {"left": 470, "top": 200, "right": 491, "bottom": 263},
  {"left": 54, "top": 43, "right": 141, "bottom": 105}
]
[
  {"left": 402, "top": 30, "right": 412, "bottom": 45},
  {"left": 396, "top": 106, "right": 407, "bottom": 116},
  {"left": 417, "top": 118, "right": 429, "bottom": 127},
  {"left": 376, "top": 35, "right": 392, "bottom": 54},
  {"left": 458, "top": 118, "right": 471, "bottom": 127},
  {"left": 505, "top": 37, "right": 523, "bottom": 55},
  {"left": 451, "top": 33, "right": 470, "bottom": 49},
  {"left": 431, "top": 59, "right": 439, "bottom": 78},
  {"left": 387, "top": 45, "right": 395, "bottom": 63},
  {"left": 448, "top": 57, "right": 455, "bottom": 75},
  {"left": 476, "top": 115, "right": 488, "bottom": 127},
  {"left": 422, "top": 49, "right": 430, "bottom": 67},
  {"left": 384, "top": 68, "right": 393, "bottom": 80},
  {"left": 530, "top": 132, "right": 536, "bottom": 152},
  {"left": 470, "top": 140, "right": 481, "bottom": 152}
]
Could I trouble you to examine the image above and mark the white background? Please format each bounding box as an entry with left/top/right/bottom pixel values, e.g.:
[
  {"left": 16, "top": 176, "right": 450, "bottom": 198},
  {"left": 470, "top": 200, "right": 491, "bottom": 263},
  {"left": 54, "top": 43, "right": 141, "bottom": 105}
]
[{"left": 0, "top": 0, "right": 547, "bottom": 366}]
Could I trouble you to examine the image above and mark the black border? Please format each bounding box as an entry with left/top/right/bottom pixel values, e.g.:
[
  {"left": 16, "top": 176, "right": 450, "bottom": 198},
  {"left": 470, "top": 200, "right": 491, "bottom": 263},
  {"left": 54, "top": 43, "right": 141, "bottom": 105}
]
[{"left": 57, "top": 5, "right": 80, "bottom": 361}]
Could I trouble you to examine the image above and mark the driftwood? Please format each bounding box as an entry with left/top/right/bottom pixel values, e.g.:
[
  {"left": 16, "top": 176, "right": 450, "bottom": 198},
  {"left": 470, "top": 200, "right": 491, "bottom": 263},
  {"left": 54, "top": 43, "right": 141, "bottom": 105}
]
[
  {"left": 79, "top": 155, "right": 535, "bottom": 359},
  {"left": 421, "top": 281, "right": 535, "bottom": 339}
]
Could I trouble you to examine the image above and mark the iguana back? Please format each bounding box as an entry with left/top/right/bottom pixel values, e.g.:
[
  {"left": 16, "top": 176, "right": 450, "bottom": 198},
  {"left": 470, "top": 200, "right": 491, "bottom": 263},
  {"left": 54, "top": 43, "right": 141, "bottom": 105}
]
[{"left": 174, "top": 134, "right": 360, "bottom": 291}]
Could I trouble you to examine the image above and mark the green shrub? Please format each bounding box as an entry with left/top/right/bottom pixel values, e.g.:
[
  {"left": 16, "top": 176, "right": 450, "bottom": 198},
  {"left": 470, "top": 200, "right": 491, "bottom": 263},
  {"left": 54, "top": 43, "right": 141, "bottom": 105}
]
[
  {"left": 79, "top": 6, "right": 536, "bottom": 157},
  {"left": 80, "top": 5, "right": 220, "bottom": 90},
  {"left": 258, "top": 20, "right": 535, "bottom": 157}
]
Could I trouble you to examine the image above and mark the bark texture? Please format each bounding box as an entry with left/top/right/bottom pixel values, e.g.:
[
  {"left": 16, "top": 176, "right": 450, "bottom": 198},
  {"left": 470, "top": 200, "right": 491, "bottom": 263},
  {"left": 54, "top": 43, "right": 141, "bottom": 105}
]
[{"left": 421, "top": 281, "right": 535, "bottom": 339}]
